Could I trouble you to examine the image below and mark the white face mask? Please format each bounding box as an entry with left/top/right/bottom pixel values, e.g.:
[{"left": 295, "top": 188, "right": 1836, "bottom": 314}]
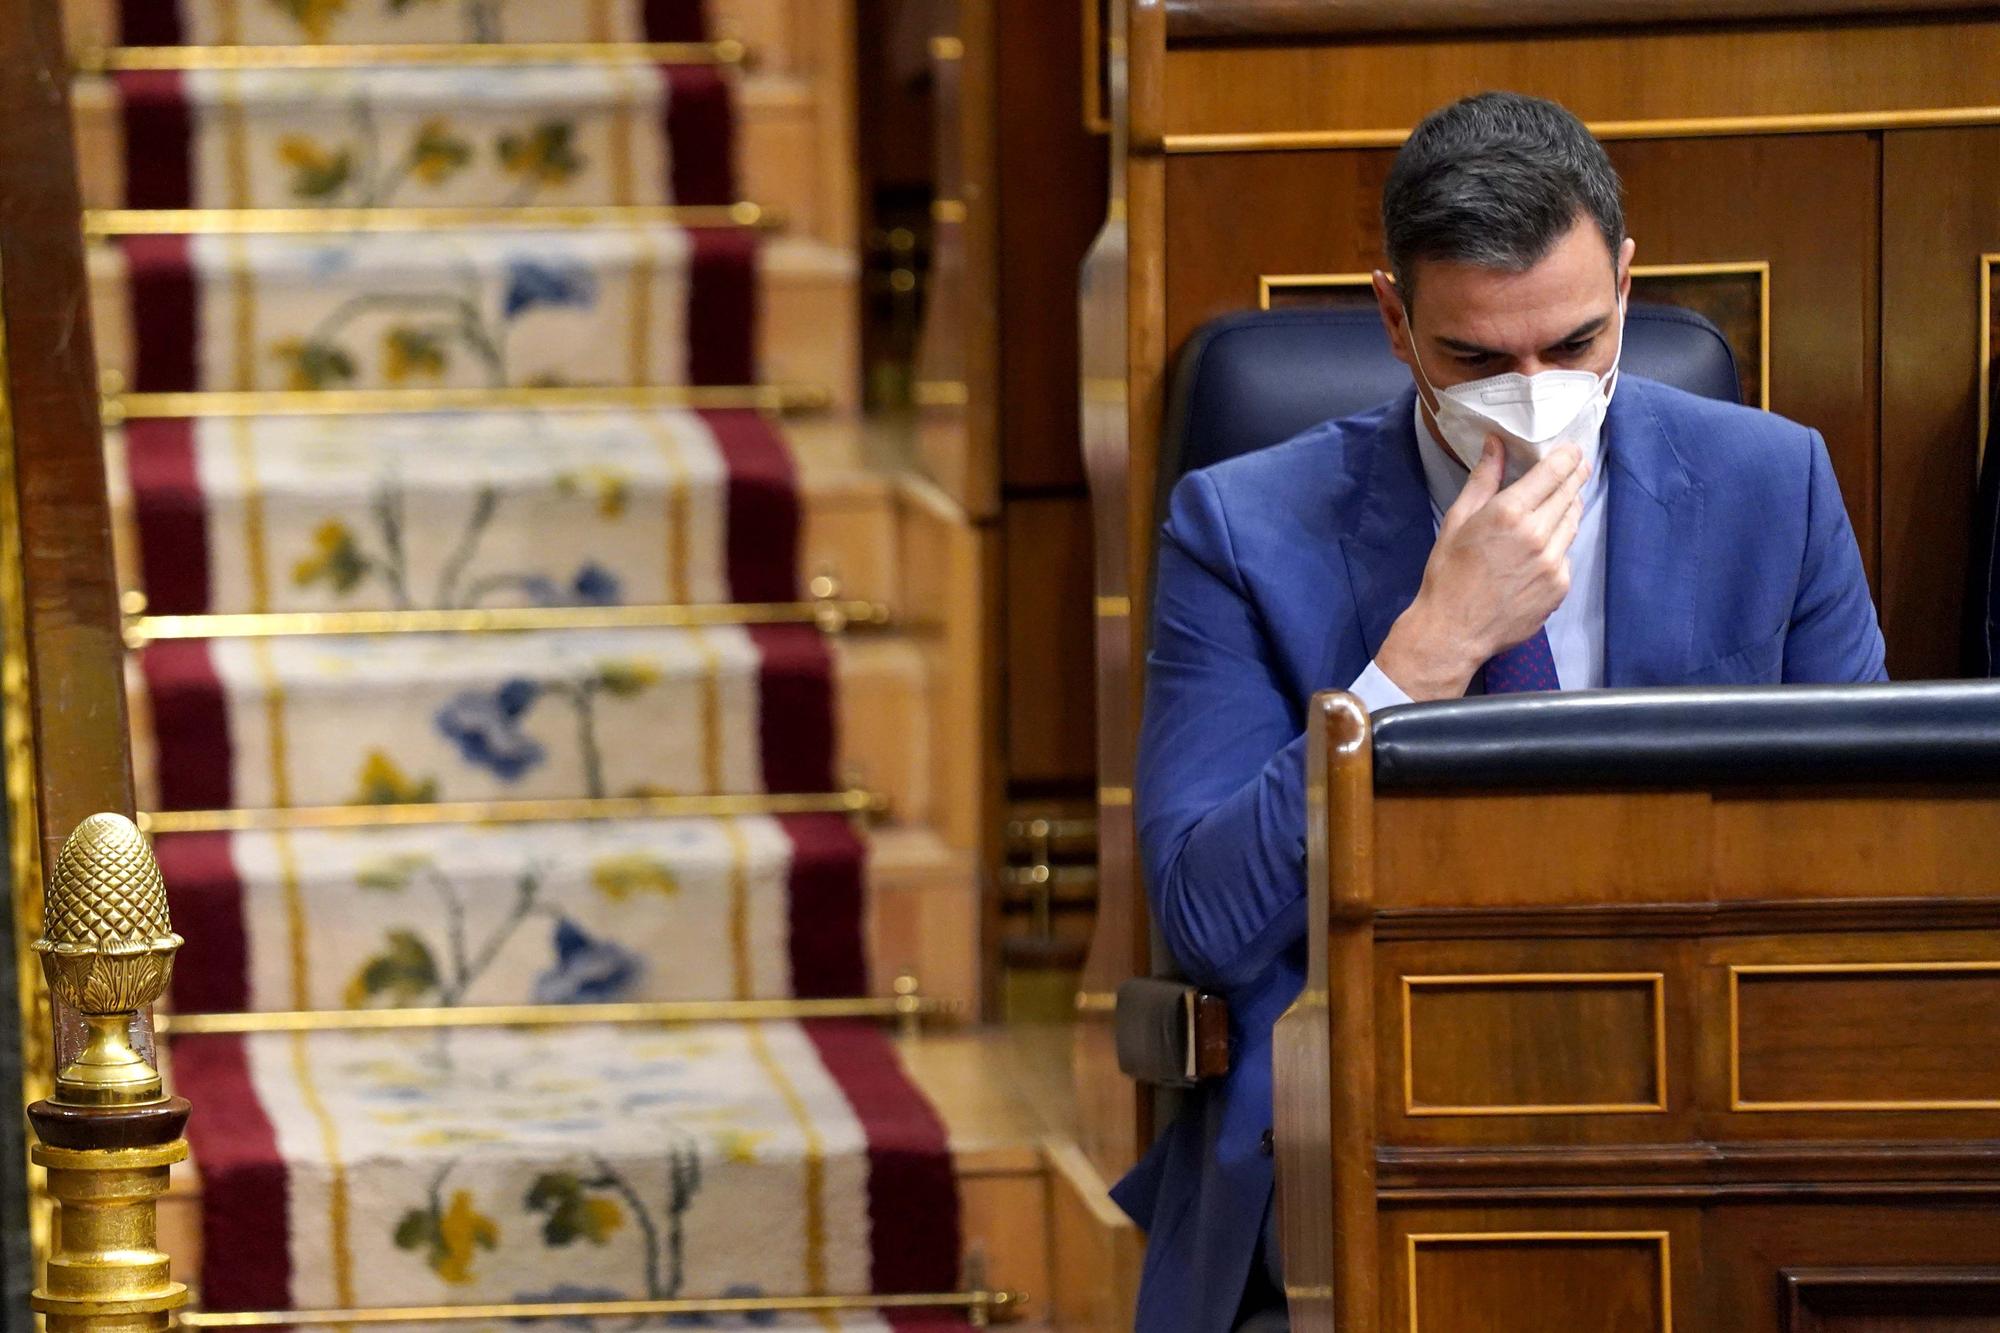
[{"left": 1409, "top": 303, "right": 1624, "bottom": 485}]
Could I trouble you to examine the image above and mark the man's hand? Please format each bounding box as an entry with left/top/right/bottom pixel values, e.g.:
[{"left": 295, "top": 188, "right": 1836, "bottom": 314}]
[{"left": 1375, "top": 436, "right": 1590, "bottom": 700}]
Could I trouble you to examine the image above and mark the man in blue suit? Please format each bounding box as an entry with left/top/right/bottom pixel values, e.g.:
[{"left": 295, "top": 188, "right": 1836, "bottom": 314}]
[{"left": 1116, "top": 92, "right": 1887, "bottom": 1333}]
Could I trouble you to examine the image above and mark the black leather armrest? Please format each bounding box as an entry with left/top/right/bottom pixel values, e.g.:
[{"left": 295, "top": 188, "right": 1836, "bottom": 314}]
[{"left": 1114, "top": 978, "right": 1231, "bottom": 1088}]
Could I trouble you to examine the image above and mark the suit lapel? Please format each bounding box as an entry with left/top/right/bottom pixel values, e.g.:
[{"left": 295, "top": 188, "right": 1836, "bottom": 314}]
[
  {"left": 1337, "top": 390, "right": 1435, "bottom": 659},
  {"left": 1604, "top": 381, "right": 1704, "bottom": 685}
]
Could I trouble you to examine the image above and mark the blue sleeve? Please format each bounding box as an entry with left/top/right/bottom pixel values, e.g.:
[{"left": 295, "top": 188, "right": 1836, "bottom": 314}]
[
  {"left": 1782, "top": 430, "right": 1888, "bottom": 683},
  {"left": 1135, "top": 470, "right": 1315, "bottom": 994}
]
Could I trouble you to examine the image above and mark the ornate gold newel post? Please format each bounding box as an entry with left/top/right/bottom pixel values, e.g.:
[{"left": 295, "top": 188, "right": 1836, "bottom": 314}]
[{"left": 26, "top": 813, "right": 188, "bottom": 1333}]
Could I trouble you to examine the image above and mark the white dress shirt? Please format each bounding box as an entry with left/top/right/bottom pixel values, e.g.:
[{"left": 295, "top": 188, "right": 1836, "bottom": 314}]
[{"left": 1346, "top": 403, "right": 1610, "bottom": 711}]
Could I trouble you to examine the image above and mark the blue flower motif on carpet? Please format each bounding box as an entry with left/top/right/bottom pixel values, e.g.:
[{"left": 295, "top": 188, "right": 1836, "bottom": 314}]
[
  {"left": 519, "top": 562, "right": 623, "bottom": 608},
  {"left": 435, "top": 678, "right": 545, "bottom": 780},
  {"left": 503, "top": 257, "right": 598, "bottom": 320},
  {"left": 666, "top": 1285, "right": 778, "bottom": 1327},
  {"left": 533, "top": 918, "right": 643, "bottom": 1004},
  {"left": 510, "top": 1284, "right": 628, "bottom": 1331}
]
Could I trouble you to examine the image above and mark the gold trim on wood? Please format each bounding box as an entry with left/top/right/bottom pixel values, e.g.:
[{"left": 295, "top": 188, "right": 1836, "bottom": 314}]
[
  {"left": 76, "top": 40, "right": 746, "bottom": 72},
  {"left": 1258, "top": 261, "right": 1771, "bottom": 409},
  {"left": 1258, "top": 271, "right": 1372, "bottom": 308},
  {"left": 1980, "top": 253, "right": 1996, "bottom": 473},
  {"left": 1098, "top": 785, "right": 1133, "bottom": 806},
  {"left": 1095, "top": 595, "right": 1131, "bottom": 618},
  {"left": 139, "top": 789, "right": 882, "bottom": 836},
  {"left": 1406, "top": 1231, "right": 1672, "bottom": 1333},
  {"left": 177, "top": 1288, "right": 1022, "bottom": 1328},
  {"left": 1400, "top": 973, "right": 1669, "bottom": 1118},
  {"left": 930, "top": 198, "right": 969, "bottom": 225},
  {"left": 109, "top": 384, "right": 832, "bottom": 420},
  {"left": 126, "top": 601, "right": 891, "bottom": 646},
  {"left": 1729, "top": 961, "right": 2000, "bottom": 1112},
  {"left": 929, "top": 35, "right": 966, "bottom": 62},
  {"left": 157, "top": 991, "right": 950, "bottom": 1038},
  {"left": 1166, "top": 105, "right": 2000, "bottom": 155},
  {"left": 85, "top": 204, "right": 774, "bottom": 236}
]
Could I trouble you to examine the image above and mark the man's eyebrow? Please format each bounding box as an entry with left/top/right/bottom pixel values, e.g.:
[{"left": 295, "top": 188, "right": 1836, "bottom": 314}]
[{"left": 1435, "top": 316, "right": 1610, "bottom": 358}]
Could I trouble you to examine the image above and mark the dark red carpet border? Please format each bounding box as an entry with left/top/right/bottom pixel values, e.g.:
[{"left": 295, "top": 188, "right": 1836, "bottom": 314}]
[{"left": 805, "top": 1021, "right": 965, "bottom": 1296}]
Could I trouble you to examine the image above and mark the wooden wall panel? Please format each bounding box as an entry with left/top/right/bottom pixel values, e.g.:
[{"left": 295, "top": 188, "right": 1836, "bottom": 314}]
[
  {"left": 1880, "top": 128, "right": 2000, "bottom": 679},
  {"left": 1609, "top": 135, "right": 1880, "bottom": 588},
  {"left": 1158, "top": 17, "right": 2000, "bottom": 142},
  {"left": 1005, "top": 496, "right": 1097, "bottom": 785},
  {"left": 996, "top": 0, "right": 1108, "bottom": 491}
]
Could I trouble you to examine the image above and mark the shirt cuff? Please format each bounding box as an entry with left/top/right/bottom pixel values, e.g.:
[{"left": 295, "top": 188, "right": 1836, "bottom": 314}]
[{"left": 1347, "top": 660, "right": 1415, "bottom": 713}]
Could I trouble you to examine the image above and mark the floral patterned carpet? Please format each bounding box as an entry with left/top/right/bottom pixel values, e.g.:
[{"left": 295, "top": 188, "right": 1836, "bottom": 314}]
[{"left": 96, "top": 0, "right": 970, "bottom": 1322}]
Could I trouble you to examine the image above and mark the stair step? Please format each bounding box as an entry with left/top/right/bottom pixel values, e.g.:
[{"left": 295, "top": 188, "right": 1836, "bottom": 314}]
[
  {"left": 89, "top": 227, "right": 757, "bottom": 395},
  {"left": 163, "top": 1018, "right": 963, "bottom": 1312},
  {"left": 156, "top": 817, "right": 976, "bottom": 1016},
  {"left": 128, "top": 625, "right": 938, "bottom": 826},
  {"left": 74, "top": 62, "right": 734, "bottom": 212},
  {"left": 156, "top": 1023, "right": 1084, "bottom": 1324},
  {"left": 76, "top": 0, "right": 710, "bottom": 46}
]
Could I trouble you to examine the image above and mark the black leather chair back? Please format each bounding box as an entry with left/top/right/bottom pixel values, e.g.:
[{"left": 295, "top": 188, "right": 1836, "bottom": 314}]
[{"left": 1159, "top": 302, "right": 1743, "bottom": 502}]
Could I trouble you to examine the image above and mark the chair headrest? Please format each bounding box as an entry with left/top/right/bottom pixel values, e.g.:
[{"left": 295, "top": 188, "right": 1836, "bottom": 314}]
[
  {"left": 1161, "top": 302, "right": 1743, "bottom": 490},
  {"left": 1369, "top": 681, "right": 2000, "bottom": 790}
]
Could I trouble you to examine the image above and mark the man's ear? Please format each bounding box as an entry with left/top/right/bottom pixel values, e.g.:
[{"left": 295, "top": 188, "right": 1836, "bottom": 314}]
[
  {"left": 1372, "top": 269, "right": 1413, "bottom": 368},
  {"left": 1616, "top": 236, "right": 1636, "bottom": 305}
]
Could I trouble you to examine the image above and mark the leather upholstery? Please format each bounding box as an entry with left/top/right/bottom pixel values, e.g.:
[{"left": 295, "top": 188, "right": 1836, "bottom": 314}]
[
  {"left": 1371, "top": 681, "right": 2000, "bottom": 790},
  {"left": 1159, "top": 302, "right": 1741, "bottom": 499}
]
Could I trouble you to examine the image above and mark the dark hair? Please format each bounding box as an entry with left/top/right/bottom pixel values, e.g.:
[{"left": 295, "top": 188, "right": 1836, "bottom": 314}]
[{"left": 1381, "top": 91, "right": 1624, "bottom": 305}]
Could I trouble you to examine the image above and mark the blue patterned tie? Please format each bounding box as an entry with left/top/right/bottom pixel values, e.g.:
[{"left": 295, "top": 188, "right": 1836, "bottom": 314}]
[{"left": 1480, "top": 626, "right": 1561, "bottom": 694}]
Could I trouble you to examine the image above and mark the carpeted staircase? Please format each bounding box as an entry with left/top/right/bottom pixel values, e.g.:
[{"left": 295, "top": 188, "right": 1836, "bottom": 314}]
[{"left": 71, "top": 0, "right": 994, "bottom": 1325}]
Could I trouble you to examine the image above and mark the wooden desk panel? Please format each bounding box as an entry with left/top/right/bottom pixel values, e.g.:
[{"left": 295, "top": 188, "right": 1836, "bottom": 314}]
[{"left": 1157, "top": 19, "right": 2000, "bottom": 146}]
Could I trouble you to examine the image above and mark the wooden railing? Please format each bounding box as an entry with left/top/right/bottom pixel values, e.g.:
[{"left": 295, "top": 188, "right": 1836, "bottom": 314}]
[{"left": 0, "top": 0, "right": 186, "bottom": 1326}]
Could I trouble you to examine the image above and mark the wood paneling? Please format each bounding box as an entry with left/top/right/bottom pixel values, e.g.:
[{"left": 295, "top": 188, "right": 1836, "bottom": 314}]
[
  {"left": 1786, "top": 1268, "right": 2000, "bottom": 1332},
  {"left": 1732, "top": 964, "right": 2000, "bottom": 1111},
  {"left": 1166, "top": 0, "right": 1993, "bottom": 41},
  {"left": 1158, "top": 18, "right": 2000, "bottom": 143},
  {"left": 1402, "top": 974, "right": 1664, "bottom": 1116},
  {"left": 1880, "top": 128, "right": 2000, "bottom": 678},
  {"left": 1406, "top": 1232, "right": 1670, "bottom": 1333},
  {"left": 996, "top": 0, "right": 1107, "bottom": 491},
  {"left": 1004, "top": 496, "right": 1096, "bottom": 784}
]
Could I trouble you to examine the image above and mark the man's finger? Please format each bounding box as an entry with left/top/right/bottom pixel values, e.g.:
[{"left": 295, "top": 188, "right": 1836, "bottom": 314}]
[
  {"left": 1502, "top": 443, "right": 1582, "bottom": 510},
  {"left": 1531, "top": 455, "right": 1593, "bottom": 525},
  {"left": 1446, "top": 437, "right": 1505, "bottom": 527},
  {"left": 1543, "top": 494, "right": 1585, "bottom": 559}
]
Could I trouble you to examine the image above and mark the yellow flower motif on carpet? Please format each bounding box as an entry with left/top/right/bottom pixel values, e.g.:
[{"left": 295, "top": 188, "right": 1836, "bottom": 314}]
[
  {"left": 393, "top": 1188, "right": 501, "bottom": 1284},
  {"left": 554, "top": 466, "right": 632, "bottom": 519},
  {"left": 293, "top": 518, "right": 367, "bottom": 593},
  {"left": 591, "top": 853, "right": 680, "bottom": 901},
  {"left": 595, "top": 661, "right": 662, "bottom": 698},
  {"left": 271, "top": 0, "right": 350, "bottom": 44},
  {"left": 276, "top": 134, "right": 354, "bottom": 199},
  {"left": 498, "top": 121, "right": 586, "bottom": 187},
  {"left": 717, "top": 1128, "right": 773, "bottom": 1164},
  {"left": 409, "top": 119, "right": 474, "bottom": 186},
  {"left": 383, "top": 326, "right": 448, "bottom": 383},
  {"left": 353, "top": 750, "right": 440, "bottom": 806},
  {"left": 271, "top": 337, "right": 359, "bottom": 391}
]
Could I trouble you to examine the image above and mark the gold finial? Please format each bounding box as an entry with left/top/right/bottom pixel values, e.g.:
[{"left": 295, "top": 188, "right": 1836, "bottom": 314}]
[{"left": 35, "top": 813, "right": 182, "bottom": 1106}]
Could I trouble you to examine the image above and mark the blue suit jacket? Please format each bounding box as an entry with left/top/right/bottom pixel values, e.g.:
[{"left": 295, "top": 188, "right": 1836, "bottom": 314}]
[{"left": 1114, "top": 378, "right": 1887, "bottom": 1333}]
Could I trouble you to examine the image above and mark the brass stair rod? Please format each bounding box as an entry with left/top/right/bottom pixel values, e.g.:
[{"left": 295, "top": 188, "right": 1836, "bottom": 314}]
[
  {"left": 176, "top": 1286, "right": 1024, "bottom": 1328},
  {"left": 26, "top": 813, "right": 190, "bottom": 1333}
]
